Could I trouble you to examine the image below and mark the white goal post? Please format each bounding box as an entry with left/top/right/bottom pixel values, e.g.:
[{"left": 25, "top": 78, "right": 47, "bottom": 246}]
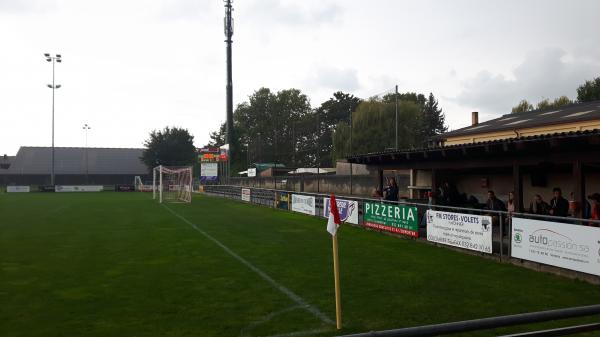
[{"left": 153, "top": 165, "right": 193, "bottom": 203}]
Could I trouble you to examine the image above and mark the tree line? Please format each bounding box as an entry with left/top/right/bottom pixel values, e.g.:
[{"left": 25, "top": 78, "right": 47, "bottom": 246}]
[
  {"left": 511, "top": 76, "right": 600, "bottom": 113},
  {"left": 207, "top": 88, "right": 447, "bottom": 173}
]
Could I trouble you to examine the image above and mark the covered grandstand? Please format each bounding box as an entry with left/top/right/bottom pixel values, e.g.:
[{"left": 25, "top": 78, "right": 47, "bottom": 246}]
[{"left": 0, "top": 147, "right": 149, "bottom": 185}]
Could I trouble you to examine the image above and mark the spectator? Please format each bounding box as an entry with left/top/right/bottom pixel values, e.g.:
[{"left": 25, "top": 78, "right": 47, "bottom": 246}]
[
  {"left": 372, "top": 188, "right": 383, "bottom": 199},
  {"left": 549, "top": 187, "right": 569, "bottom": 217},
  {"left": 485, "top": 190, "right": 506, "bottom": 211},
  {"left": 383, "top": 177, "right": 399, "bottom": 201},
  {"left": 588, "top": 193, "right": 600, "bottom": 226},
  {"left": 507, "top": 191, "right": 516, "bottom": 213},
  {"left": 529, "top": 194, "right": 550, "bottom": 215}
]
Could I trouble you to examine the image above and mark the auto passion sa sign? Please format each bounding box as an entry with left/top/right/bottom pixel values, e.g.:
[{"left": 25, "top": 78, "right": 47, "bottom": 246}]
[
  {"left": 323, "top": 198, "right": 359, "bottom": 224},
  {"left": 512, "top": 217, "right": 600, "bottom": 276},
  {"left": 426, "top": 210, "right": 493, "bottom": 253},
  {"left": 363, "top": 202, "right": 418, "bottom": 237},
  {"left": 291, "top": 194, "right": 316, "bottom": 215}
]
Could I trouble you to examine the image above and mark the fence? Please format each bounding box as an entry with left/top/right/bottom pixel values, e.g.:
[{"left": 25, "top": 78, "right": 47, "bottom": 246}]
[
  {"left": 229, "top": 173, "right": 410, "bottom": 197},
  {"left": 203, "top": 185, "right": 600, "bottom": 284}
]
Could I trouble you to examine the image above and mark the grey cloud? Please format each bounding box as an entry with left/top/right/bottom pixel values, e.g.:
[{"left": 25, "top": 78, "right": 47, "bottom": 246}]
[
  {"left": 454, "top": 48, "right": 600, "bottom": 115},
  {"left": 158, "top": 0, "right": 213, "bottom": 21},
  {"left": 307, "top": 66, "right": 359, "bottom": 92},
  {"left": 0, "top": 0, "right": 57, "bottom": 13},
  {"left": 246, "top": 0, "right": 341, "bottom": 26}
]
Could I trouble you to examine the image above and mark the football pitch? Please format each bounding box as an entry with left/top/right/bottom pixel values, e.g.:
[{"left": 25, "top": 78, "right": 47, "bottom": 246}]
[{"left": 1, "top": 192, "right": 600, "bottom": 337}]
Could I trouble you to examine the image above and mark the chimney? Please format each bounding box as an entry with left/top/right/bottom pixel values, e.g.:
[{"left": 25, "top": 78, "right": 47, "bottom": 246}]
[{"left": 471, "top": 111, "right": 479, "bottom": 126}]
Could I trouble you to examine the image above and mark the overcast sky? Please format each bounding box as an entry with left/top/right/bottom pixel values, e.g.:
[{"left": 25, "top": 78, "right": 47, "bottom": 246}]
[{"left": 1, "top": 0, "right": 599, "bottom": 155}]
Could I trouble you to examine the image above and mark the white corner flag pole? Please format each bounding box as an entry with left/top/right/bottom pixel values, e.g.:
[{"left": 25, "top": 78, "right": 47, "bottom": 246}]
[
  {"left": 327, "top": 194, "right": 342, "bottom": 330},
  {"left": 332, "top": 232, "right": 342, "bottom": 330}
]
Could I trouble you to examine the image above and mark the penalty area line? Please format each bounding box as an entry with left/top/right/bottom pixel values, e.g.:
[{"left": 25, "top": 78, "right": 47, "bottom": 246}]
[{"left": 161, "top": 204, "right": 334, "bottom": 326}]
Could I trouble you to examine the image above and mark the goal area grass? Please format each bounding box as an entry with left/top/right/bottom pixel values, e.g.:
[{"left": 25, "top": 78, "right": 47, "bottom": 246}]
[{"left": 1, "top": 192, "right": 600, "bottom": 337}]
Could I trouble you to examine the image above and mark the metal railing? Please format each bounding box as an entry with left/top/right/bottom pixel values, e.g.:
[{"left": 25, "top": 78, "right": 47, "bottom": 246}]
[{"left": 336, "top": 304, "right": 600, "bottom": 337}]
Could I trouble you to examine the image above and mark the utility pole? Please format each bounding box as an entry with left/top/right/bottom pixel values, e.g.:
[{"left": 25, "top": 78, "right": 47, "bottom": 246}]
[
  {"left": 224, "top": 0, "right": 234, "bottom": 181},
  {"left": 395, "top": 84, "right": 398, "bottom": 149},
  {"left": 44, "top": 53, "right": 62, "bottom": 186}
]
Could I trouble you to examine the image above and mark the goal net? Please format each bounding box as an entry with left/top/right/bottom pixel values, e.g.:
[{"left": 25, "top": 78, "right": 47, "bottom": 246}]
[{"left": 153, "top": 165, "right": 193, "bottom": 203}]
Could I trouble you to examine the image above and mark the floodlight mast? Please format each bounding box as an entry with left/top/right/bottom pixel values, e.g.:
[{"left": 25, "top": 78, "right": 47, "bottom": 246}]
[
  {"left": 224, "top": 0, "right": 234, "bottom": 182},
  {"left": 45, "top": 53, "right": 62, "bottom": 185},
  {"left": 83, "top": 124, "right": 91, "bottom": 183}
]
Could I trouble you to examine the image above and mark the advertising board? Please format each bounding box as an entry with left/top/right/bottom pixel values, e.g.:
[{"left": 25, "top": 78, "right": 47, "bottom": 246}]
[
  {"left": 7, "top": 186, "right": 30, "bottom": 193},
  {"left": 511, "top": 217, "right": 600, "bottom": 276},
  {"left": 363, "top": 202, "right": 418, "bottom": 237},
  {"left": 426, "top": 210, "right": 493, "bottom": 253},
  {"left": 247, "top": 168, "right": 257, "bottom": 177},
  {"left": 241, "top": 188, "right": 251, "bottom": 202},
  {"left": 323, "top": 197, "right": 359, "bottom": 224},
  {"left": 200, "top": 162, "right": 218, "bottom": 183},
  {"left": 115, "top": 184, "right": 135, "bottom": 192},
  {"left": 291, "top": 194, "right": 316, "bottom": 216},
  {"left": 55, "top": 185, "right": 104, "bottom": 192}
]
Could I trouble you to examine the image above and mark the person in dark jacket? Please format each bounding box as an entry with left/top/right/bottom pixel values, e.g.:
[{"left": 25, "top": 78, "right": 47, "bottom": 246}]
[
  {"left": 485, "top": 190, "right": 506, "bottom": 211},
  {"left": 549, "top": 187, "right": 569, "bottom": 217},
  {"left": 529, "top": 194, "right": 550, "bottom": 215},
  {"left": 383, "top": 177, "right": 399, "bottom": 201}
]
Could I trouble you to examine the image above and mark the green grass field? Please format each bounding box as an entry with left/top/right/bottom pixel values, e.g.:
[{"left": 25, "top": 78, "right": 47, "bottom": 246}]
[{"left": 1, "top": 192, "right": 600, "bottom": 337}]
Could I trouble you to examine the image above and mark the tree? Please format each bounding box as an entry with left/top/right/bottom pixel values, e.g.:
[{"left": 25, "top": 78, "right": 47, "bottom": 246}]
[
  {"left": 312, "top": 92, "right": 361, "bottom": 166},
  {"left": 536, "top": 98, "right": 552, "bottom": 110},
  {"left": 419, "top": 93, "right": 447, "bottom": 143},
  {"left": 332, "top": 97, "right": 422, "bottom": 161},
  {"left": 551, "top": 95, "right": 573, "bottom": 108},
  {"left": 512, "top": 99, "right": 534, "bottom": 113},
  {"left": 577, "top": 76, "right": 600, "bottom": 102},
  {"left": 141, "top": 127, "right": 196, "bottom": 171},
  {"left": 208, "top": 123, "right": 226, "bottom": 147}
]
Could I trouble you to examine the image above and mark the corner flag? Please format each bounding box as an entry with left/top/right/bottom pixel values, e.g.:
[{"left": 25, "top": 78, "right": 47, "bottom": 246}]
[{"left": 327, "top": 194, "right": 341, "bottom": 236}]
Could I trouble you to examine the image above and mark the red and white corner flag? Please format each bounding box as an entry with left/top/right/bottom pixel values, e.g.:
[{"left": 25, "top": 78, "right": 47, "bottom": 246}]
[{"left": 327, "top": 194, "right": 341, "bottom": 236}]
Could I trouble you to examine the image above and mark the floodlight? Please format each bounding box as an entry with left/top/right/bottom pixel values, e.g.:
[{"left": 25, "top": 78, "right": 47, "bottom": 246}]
[
  {"left": 47, "top": 84, "right": 52, "bottom": 88},
  {"left": 44, "top": 53, "right": 50, "bottom": 57},
  {"left": 46, "top": 58, "right": 51, "bottom": 62},
  {"left": 55, "top": 84, "right": 61, "bottom": 89},
  {"left": 56, "top": 59, "right": 61, "bottom": 63},
  {"left": 56, "top": 54, "right": 61, "bottom": 58}
]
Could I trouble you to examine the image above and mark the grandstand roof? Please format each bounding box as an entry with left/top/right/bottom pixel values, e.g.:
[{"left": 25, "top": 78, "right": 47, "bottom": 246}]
[{"left": 5, "top": 147, "right": 148, "bottom": 175}]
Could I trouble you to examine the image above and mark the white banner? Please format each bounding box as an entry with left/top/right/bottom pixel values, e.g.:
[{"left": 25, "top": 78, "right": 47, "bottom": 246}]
[
  {"left": 241, "top": 188, "right": 251, "bottom": 202},
  {"left": 323, "top": 198, "right": 359, "bottom": 224},
  {"left": 291, "top": 194, "right": 316, "bottom": 215},
  {"left": 55, "top": 185, "right": 104, "bottom": 192},
  {"left": 512, "top": 217, "right": 600, "bottom": 276},
  {"left": 201, "top": 163, "right": 218, "bottom": 182},
  {"left": 247, "top": 168, "right": 257, "bottom": 177},
  {"left": 7, "top": 186, "right": 30, "bottom": 193},
  {"left": 426, "top": 210, "right": 493, "bottom": 253}
]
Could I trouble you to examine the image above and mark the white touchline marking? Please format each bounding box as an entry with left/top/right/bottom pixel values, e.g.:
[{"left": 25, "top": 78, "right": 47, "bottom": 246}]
[
  {"left": 240, "top": 305, "right": 303, "bottom": 337},
  {"left": 162, "top": 205, "right": 334, "bottom": 326},
  {"left": 260, "top": 327, "right": 331, "bottom": 337}
]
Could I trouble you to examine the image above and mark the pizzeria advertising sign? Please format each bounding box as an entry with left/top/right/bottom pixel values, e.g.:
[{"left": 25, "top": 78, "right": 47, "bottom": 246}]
[{"left": 363, "top": 202, "right": 418, "bottom": 237}]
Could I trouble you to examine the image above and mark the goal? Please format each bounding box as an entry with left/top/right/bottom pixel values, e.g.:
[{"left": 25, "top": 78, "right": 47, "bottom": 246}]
[{"left": 153, "top": 165, "right": 193, "bottom": 203}]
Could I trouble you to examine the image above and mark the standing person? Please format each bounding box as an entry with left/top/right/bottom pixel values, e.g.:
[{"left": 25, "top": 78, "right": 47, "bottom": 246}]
[
  {"left": 383, "top": 177, "right": 399, "bottom": 201},
  {"left": 507, "top": 191, "right": 516, "bottom": 213},
  {"left": 588, "top": 193, "right": 600, "bottom": 226},
  {"left": 529, "top": 194, "right": 550, "bottom": 215},
  {"left": 549, "top": 187, "right": 569, "bottom": 217},
  {"left": 485, "top": 191, "right": 506, "bottom": 211}
]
